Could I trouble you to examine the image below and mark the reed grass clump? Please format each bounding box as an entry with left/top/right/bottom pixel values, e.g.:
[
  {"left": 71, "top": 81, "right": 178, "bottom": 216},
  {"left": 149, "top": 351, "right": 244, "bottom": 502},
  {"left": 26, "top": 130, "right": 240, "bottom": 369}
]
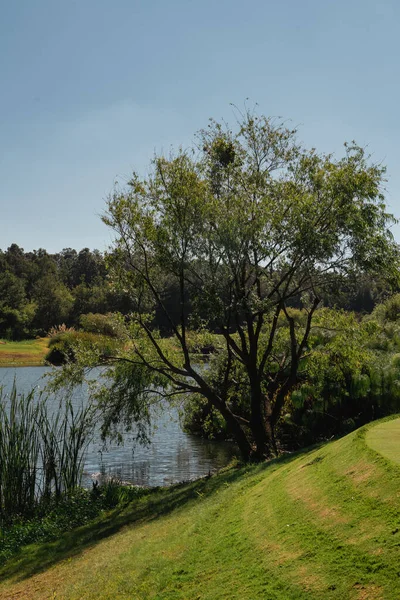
[{"left": 0, "top": 383, "right": 95, "bottom": 524}]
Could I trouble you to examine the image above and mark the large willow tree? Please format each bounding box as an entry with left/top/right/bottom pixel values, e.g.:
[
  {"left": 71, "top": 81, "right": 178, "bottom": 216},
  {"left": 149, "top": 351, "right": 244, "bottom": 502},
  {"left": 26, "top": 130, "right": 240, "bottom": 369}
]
[{"left": 98, "top": 110, "right": 399, "bottom": 461}]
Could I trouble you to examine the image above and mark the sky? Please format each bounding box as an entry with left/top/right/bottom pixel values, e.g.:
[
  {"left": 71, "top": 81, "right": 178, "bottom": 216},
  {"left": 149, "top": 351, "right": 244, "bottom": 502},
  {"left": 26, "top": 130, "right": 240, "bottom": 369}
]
[{"left": 1, "top": 0, "right": 400, "bottom": 253}]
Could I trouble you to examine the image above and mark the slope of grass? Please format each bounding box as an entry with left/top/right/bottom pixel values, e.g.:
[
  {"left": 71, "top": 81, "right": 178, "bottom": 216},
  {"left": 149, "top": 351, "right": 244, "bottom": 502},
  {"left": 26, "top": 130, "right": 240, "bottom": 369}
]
[
  {"left": 0, "top": 338, "right": 49, "bottom": 366},
  {"left": 1, "top": 418, "right": 400, "bottom": 599}
]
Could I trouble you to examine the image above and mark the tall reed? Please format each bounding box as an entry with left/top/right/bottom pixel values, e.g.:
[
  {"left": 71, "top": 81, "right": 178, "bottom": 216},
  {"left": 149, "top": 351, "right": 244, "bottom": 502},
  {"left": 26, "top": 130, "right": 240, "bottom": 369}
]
[
  {"left": 0, "top": 385, "right": 40, "bottom": 521},
  {"left": 38, "top": 398, "right": 94, "bottom": 499},
  {"left": 0, "top": 382, "right": 95, "bottom": 523}
]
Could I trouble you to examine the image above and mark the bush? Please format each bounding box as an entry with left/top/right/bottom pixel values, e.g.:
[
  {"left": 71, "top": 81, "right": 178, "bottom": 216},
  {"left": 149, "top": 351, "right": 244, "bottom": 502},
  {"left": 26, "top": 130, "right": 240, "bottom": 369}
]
[
  {"left": 48, "top": 323, "right": 75, "bottom": 337},
  {"left": 79, "top": 313, "right": 125, "bottom": 339},
  {"left": 45, "top": 331, "right": 119, "bottom": 365},
  {"left": 182, "top": 395, "right": 229, "bottom": 440}
]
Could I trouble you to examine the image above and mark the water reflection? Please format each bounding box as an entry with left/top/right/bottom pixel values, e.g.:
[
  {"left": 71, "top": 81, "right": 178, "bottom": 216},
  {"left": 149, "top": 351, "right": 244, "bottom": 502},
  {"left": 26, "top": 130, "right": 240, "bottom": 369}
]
[{"left": 0, "top": 367, "right": 237, "bottom": 487}]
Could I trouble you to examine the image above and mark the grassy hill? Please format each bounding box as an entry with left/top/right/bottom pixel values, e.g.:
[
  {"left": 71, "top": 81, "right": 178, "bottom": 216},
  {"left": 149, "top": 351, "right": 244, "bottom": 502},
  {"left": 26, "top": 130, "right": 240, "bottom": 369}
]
[{"left": 1, "top": 417, "right": 400, "bottom": 599}]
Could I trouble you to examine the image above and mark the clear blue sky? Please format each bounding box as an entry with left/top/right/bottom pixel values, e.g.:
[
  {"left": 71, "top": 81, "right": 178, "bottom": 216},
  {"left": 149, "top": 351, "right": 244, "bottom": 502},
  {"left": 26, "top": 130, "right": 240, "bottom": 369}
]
[{"left": 1, "top": 0, "right": 399, "bottom": 252}]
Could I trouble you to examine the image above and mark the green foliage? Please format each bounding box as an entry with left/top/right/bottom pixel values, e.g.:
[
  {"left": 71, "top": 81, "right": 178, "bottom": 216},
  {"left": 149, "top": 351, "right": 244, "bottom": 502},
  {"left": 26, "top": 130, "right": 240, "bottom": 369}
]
[
  {"left": 92, "top": 359, "right": 156, "bottom": 445},
  {"left": 182, "top": 302, "right": 400, "bottom": 449},
  {"left": 45, "top": 331, "right": 121, "bottom": 365},
  {"left": 0, "top": 245, "right": 133, "bottom": 339},
  {"left": 184, "top": 329, "right": 221, "bottom": 354},
  {"left": 182, "top": 395, "right": 228, "bottom": 439},
  {"left": 62, "top": 109, "right": 397, "bottom": 459},
  {"left": 0, "top": 482, "right": 148, "bottom": 565},
  {"left": 276, "top": 304, "right": 400, "bottom": 446},
  {"left": 95, "top": 478, "right": 148, "bottom": 509},
  {"left": 0, "top": 271, "right": 36, "bottom": 339},
  {"left": 0, "top": 271, "right": 26, "bottom": 310},
  {"left": 79, "top": 312, "right": 126, "bottom": 339},
  {"left": 32, "top": 275, "right": 74, "bottom": 333},
  {"left": 0, "top": 383, "right": 95, "bottom": 523}
]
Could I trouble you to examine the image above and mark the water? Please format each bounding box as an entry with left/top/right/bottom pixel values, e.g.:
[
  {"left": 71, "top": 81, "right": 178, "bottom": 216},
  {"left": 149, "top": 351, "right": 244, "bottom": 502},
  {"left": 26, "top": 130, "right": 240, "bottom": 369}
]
[{"left": 0, "top": 367, "right": 236, "bottom": 487}]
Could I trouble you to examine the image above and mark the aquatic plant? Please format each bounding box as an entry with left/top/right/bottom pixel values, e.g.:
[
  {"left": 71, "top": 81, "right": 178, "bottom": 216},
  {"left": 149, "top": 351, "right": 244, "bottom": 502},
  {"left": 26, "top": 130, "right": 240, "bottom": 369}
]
[{"left": 0, "top": 382, "right": 95, "bottom": 523}]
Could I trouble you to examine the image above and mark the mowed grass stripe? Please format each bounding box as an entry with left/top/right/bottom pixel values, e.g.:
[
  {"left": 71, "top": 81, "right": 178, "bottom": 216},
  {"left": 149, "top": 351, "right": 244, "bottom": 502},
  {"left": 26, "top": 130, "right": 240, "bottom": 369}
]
[
  {"left": 243, "top": 461, "right": 329, "bottom": 597},
  {"left": 244, "top": 431, "right": 400, "bottom": 598},
  {"left": 245, "top": 473, "right": 382, "bottom": 598},
  {"left": 0, "top": 468, "right": 312, "bottom": 599},
  {"left": 1, "top": 418, "right": 400, "bottom": 599},
  {"left": 289, "top": 441, "right": 396, "bottom": 544},
  {"left": 115, "top": 470, "right": 315, "bottom": 600},
  {"left": 329, "top": 425, "right": 400, "bottom": 511}
]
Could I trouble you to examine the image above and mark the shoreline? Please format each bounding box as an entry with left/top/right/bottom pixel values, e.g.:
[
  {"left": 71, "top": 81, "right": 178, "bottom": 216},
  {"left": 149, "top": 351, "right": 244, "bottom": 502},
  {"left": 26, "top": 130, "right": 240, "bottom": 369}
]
[{"left": 0, "top": 338, "right": 49, "bottom": 368}]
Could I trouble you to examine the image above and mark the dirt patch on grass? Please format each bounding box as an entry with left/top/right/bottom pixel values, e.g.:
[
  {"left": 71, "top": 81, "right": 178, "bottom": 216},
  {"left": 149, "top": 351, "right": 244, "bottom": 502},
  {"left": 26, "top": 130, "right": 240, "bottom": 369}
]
[
  {"left": 286, "top": 469, "right": 349, "bottom": 527},
  {"left": 0, "top": 352, "right": 39, "bottom": 360},
  {"left": 257, "top": 539, "right": 302, "bottom": 565},
  {"left": 294, "top": 565, "right": 326, "bottom": 592},
  {"left": 0, "top": 572, "right": 67, "bottom": 600},
  {"left": 254, "top": 538, "right": 326, "bottom": 592},
  {"left": 344, "top": 461, "right": 376, "bottom": 485},
  {"left": 353, "top": 583, "right": 383, "bottom": 599}
]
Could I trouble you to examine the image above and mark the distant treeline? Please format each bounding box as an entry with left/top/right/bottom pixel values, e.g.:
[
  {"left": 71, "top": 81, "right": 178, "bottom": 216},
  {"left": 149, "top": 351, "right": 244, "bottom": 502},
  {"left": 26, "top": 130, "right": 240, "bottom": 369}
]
[
  {"left": 0, "top": 243, "right": 392, "bottom": 340},
  {"left": 0, "top": 244, "right": 135, "bottom": 339}
]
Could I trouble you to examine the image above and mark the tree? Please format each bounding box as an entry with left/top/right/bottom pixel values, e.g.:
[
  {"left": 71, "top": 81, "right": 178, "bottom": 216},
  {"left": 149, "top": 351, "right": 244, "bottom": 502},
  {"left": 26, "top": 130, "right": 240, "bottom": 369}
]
[
  {"left": 32, "top": 275, "right": 73, "bottom": 333},
  {"left": 0, "top": 271, "right": 26, "bottom": 310},
  {"left": 78, "top": 109, "right": 399, "bottom": 461},
  {"left": 0, "top": 271, "right": 32, "bottom": 339}
]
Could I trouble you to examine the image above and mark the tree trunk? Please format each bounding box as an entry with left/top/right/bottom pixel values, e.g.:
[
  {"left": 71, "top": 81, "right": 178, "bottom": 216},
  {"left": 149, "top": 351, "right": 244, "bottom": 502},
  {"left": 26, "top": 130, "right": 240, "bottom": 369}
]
[
  {"left": 217, "top": 402, "right": 253, "bottom": 462},
  {"left": 249, "top": 374, "right": 273, "bottom": 460},
  {"left": 264, "top": 413, "right": 278, "bottom": 456}
]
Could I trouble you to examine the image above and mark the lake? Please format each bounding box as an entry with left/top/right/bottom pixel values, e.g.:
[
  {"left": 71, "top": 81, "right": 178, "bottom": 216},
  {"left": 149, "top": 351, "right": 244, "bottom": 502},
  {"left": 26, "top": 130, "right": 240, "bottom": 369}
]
[{"left": 0, "top": 366, "right": 236, "bottom": 488}]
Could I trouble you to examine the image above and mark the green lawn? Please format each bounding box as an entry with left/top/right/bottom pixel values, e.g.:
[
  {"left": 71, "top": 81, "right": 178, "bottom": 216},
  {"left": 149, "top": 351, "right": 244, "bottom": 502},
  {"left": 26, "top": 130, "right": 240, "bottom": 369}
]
[
  {"left": 366, "top": 418, "right": 400, "bottom": 465},
  {"left": 1, "top": 417, "right": 400, "bottom": 599},
  {"left": 0, "top": 338, "right": 49, "bottom": 366}
]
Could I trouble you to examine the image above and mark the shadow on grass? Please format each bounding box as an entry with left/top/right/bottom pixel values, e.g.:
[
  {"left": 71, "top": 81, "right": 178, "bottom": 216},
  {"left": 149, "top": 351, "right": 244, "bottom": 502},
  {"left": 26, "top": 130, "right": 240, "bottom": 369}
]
[{"left": 0, "top": 443, "right": 321, "bottom": 585}]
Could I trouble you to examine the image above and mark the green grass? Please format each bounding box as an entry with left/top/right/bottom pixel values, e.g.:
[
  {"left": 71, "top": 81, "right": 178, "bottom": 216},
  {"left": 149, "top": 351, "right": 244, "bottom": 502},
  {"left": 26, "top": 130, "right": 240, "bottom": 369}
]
[
  {"left": 366, "top": 418, "right": 400, "bottom": 465},
  {"left": 1, "top": 418, "right": 400, "bottom": 599},
  {"left": 0, "top": 338, "right": 49, "bottom": 366}
]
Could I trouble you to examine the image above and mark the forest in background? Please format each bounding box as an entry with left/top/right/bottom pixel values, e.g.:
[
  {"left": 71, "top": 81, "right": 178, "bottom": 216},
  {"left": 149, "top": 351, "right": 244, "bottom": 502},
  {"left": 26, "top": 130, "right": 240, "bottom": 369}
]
[
  {"left": 0, "top": 244, "right": 134, "bottom": 339},
  {"left": 0, "top": 243, "right": 392, "bottom": 341},
  {"left": 3, "top": 241, "right": 400, "bottom": 452}
]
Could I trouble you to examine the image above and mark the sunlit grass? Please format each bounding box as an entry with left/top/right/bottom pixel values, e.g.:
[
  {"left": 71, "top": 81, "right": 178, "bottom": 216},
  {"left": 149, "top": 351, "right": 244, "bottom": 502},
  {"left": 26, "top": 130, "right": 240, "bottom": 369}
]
[
  {"left": 366, "top": 418, "right": 400, "bottom": 465},
  {"left": 0, "top": 338, "right": 49, "bottom": 366},
  {"left": 1, "top": 418, "right": 400, "bottom": 599}
]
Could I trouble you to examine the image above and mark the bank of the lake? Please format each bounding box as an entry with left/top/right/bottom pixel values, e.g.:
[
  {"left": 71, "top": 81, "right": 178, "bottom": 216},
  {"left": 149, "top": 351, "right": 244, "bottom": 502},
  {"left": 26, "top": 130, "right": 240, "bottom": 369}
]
[
  {"left": 1, "top": 416, "right": 400, "bottom": 599},
  {"left": 0, "top": 338, "right": 49, "bottom": 366},
  {"left": 0, "top": 366, "right": 236, "bottom": 488}
]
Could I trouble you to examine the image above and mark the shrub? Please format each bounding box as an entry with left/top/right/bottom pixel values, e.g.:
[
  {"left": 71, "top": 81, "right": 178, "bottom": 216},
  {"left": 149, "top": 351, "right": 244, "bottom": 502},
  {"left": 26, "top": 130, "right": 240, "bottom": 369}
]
[
  {"left": 45, "top": 331, "right": 119, "bottom": 365},
  {"left": 48, "top": 323, "right": 75, "bottom": 337},
  {"left": 79, "top": 313, "right": 125, "bottom": 339},
  {"left": 0, "top": 484, "right": 149, "bottom": 565}
]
